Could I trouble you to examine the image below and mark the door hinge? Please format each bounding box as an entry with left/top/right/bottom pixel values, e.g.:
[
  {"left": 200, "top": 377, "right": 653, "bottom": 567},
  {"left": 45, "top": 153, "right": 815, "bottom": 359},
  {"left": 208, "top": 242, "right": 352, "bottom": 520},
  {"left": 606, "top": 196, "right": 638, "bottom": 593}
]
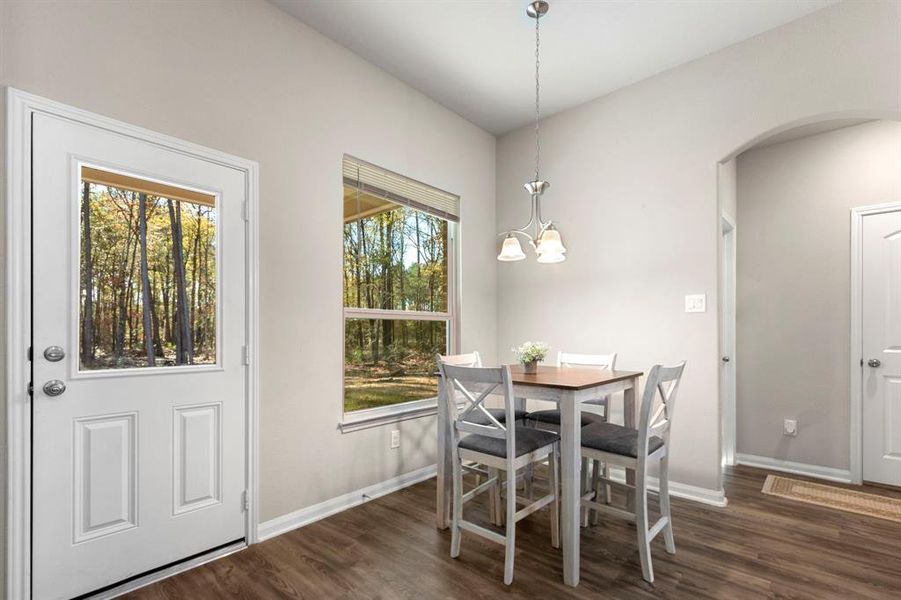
[
  {"left": 242, "top": 490, "right": 250, "bottom": 512},
  {"left": 242, "top": 201, "right": 250, "bottom": 222},
  {"left": 27, "top": 382, "right": 33, "bottom": 397},
  {"left": 242, "top": 345, "right": 251, "bottom": 366},
  {"left": 27, "top": 346, "right": 33, "bottom": 361}
]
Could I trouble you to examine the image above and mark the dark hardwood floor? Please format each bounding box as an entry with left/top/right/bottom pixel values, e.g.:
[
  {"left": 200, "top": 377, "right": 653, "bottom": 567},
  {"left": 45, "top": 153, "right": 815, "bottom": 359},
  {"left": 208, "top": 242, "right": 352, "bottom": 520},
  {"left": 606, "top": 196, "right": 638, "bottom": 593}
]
[{"left": 127, "top": 466, "right": 901, "bottom": 599}]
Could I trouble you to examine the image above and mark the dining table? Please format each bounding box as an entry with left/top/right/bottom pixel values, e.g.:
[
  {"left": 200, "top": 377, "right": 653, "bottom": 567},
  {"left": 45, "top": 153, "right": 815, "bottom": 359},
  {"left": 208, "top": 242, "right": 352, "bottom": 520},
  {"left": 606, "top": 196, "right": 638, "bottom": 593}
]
[{"left": 435, "top": 365, "right": 644, "bottom": 587}]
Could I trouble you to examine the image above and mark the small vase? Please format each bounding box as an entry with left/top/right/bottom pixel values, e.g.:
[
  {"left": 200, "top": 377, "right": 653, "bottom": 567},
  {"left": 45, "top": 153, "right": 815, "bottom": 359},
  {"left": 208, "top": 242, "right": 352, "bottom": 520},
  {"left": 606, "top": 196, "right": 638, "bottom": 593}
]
[{"left": 522, "top": 360, "right": 539, "bottom": 374}]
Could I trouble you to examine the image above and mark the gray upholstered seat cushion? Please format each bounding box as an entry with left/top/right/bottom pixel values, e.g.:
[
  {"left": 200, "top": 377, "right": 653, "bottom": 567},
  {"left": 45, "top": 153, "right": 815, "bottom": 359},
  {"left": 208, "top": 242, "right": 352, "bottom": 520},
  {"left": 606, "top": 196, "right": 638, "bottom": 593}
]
[
  {"left": 462, "top": 407, "right": 527, "bottom": 425},
  {"left": 458, "top": 426, "right": 559, "bottom": 458},
  {"left": 580, "top": 422, "right": 664, "bottom": 458},
  {"left": 525, "top": 409, "right": 604, "bottom": 427}
]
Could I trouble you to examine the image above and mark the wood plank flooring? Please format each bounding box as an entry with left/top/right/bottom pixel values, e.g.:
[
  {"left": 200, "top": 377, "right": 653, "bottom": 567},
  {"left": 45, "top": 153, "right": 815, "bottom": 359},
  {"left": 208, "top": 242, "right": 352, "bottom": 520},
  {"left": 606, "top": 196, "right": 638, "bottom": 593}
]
[{"left": 126, "top": 467, "right": 901, "bottom": 599}]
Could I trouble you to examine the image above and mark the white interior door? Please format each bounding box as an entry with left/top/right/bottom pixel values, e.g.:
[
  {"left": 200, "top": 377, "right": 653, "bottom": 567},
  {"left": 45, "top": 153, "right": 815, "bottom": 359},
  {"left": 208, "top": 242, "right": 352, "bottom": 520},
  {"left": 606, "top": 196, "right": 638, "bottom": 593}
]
[
  {"left": 862, "top": 209, "right": 901, "bottom": 487},
  {"left": 32, "top": 112, "right": 248, "bottom": 599}
]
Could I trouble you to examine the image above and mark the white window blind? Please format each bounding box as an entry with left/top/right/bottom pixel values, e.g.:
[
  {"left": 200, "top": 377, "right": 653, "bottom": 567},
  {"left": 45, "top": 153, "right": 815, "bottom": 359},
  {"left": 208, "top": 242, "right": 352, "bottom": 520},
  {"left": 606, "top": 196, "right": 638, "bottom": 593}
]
[{"left": 343, "top": 155, "right": 460, "bottom": 222}]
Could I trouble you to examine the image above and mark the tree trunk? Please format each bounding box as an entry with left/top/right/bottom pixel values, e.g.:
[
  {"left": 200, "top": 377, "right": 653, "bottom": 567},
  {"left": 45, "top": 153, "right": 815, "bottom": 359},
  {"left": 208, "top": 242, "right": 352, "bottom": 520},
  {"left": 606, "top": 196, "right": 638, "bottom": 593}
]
[
  {"left": 114, "top": 226, "right": 135, "bottom": 361},
  {"left": 138, "top": 193, "right": 155, "bottom": 366},
  {"left": 81, "top": 180, "right": 95, "bottom": 367},
  {"left": 168, "top": 199, "right": 193, "bottom": 365},
  {"left": 360, "top": 219, "right": 378, "bottom": 362},
  {"left": 190, "top": 208, "right": 201, "bottom": 348},
  {"left": 353, "top": 224, "right": 365, "bottom": 352},
  {"left": 381, "top": 215, "right": 393, "bottom": 351},
  {"left": 150, "top": 271, "right": 165, "bottom": 357}
]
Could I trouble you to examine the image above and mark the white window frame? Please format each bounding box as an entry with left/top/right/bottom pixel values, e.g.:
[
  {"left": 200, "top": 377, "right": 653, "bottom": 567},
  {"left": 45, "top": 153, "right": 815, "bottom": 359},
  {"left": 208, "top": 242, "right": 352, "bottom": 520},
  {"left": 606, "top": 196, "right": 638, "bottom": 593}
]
[{"left": 339, "top": 217, "right": 459, "bottom": 433}]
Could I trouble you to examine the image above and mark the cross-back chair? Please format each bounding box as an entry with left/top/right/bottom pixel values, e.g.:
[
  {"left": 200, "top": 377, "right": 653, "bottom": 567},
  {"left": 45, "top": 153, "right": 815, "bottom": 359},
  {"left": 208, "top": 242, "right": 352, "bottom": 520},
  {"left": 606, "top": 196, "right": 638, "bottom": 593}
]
[
  {"left": 438, "top": 362, "right": 560, "bottom": 585},
  {"left": 579, "top": 362, "right": 686, "bottom": 583},
  {"left": 439, "top": 351, "right": 517, "bottom": 525}
]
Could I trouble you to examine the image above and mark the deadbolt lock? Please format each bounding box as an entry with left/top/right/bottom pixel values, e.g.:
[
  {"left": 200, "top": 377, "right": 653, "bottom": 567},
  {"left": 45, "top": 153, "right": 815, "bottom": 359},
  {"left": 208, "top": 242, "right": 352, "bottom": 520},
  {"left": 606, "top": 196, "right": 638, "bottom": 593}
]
[{"left": 43, "top": 346, "right": 65, "bottom": 362}]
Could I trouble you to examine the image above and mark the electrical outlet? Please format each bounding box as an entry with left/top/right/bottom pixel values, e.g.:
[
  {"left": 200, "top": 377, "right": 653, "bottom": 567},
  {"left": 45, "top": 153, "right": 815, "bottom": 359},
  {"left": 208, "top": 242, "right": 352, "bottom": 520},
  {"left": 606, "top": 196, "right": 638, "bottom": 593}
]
[
  {"left": 685, "top": 294, "right": 707, "bottom": 313},
  {"left": 390, "top": 429, "right": 401, "bottom": 449},
  {"left": 783, "top": 419, "right": 798, "bottom": 437}
]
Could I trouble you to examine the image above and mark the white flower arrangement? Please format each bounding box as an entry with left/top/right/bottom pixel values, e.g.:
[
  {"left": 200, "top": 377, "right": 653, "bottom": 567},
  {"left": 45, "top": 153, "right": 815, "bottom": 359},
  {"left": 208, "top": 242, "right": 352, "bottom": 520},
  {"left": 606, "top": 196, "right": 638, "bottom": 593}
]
[{"left": 512, "top": 341, "right": 549, "bottom": 365}]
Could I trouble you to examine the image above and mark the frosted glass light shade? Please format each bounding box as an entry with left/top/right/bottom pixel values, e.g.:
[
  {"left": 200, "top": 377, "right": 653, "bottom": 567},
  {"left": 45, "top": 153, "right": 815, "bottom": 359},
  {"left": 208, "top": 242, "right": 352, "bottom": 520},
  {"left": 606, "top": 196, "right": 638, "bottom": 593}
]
[
  {"left": 536, "top": 227, "right": 566, "bottom": 256},
  {"left": 497, "top": 234, "right": 526, "bottom": 261},
  {"left": 537, "top": 249, "right": 566, "bottom": 263}
]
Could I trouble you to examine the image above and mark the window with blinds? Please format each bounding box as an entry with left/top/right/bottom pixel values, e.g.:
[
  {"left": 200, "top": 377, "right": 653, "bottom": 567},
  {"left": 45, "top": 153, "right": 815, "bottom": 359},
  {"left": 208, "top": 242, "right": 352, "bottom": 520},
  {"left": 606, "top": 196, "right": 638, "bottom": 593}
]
[{"left": 342, "top": 156, "right": 458, "bottom": 413}]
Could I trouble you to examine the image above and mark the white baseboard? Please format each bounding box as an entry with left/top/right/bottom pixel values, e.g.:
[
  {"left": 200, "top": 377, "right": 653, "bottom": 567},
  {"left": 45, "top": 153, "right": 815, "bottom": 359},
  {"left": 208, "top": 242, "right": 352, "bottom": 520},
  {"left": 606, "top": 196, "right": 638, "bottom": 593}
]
[
  {"left": 735, "top": 453, "right": 852, "bottom": 483},
  {"left": 257, "top": 464, "right": 437, "bottom": 541},
  {"left": 607, "top": 468, "right": 728, "bottom": 507}
]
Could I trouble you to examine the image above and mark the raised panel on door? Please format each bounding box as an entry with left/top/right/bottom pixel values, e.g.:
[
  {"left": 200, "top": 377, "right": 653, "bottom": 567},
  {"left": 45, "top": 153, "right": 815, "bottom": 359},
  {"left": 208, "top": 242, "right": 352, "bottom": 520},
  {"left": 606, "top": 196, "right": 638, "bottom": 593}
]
[
  {"left": 174, "top": 403, "right": 222, "bottom": 514},
  {"left": 73, "top": 412, "right": 138, "bottom": 543}
]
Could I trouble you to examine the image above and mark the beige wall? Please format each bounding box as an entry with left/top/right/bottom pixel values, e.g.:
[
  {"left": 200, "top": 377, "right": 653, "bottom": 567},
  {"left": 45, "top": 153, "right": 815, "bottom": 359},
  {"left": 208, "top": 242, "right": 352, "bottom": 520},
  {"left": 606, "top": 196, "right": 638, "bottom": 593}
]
[
  {"left": 496, "top": 0, "right": 901, "bottom": 494},
  {"left": 0, "top": 0, "right": 497, "bottom": 531},
  {"left": 736, "top": 120, "right": 901, "bottom": 469}
]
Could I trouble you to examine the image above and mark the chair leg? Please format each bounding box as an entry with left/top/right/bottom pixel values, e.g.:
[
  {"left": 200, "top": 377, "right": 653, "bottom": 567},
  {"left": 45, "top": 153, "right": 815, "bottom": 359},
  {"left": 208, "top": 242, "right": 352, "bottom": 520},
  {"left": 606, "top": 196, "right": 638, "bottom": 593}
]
[
  {"left": 549, "top": 444, "right": 560, "bottom": 548},
  {"left": 580, "top": 456, "right": 590, "bottom": 527},
  {"left": 489, "top": 467, "right": 503, "bottom": 526},
  {"left": 590, "top": 459, "right": 601, "bottom": 526},
  {"left": 504, "top": 467, "right": 517, "bottom": 585},
  {"left": 451, "top": 449, "right": 464, "bottom": 559},
  {"left": 524, "top": 463, "right": 534, "bottom": 499},
  {"left": 659, "top": 454, "right": 676, "bottom": 554},
  {"left": 635, "top": 465, "right": 653, "bottom": 583},
  {"left": 603, "top": 463, "right": 611, "bottom": 505}
]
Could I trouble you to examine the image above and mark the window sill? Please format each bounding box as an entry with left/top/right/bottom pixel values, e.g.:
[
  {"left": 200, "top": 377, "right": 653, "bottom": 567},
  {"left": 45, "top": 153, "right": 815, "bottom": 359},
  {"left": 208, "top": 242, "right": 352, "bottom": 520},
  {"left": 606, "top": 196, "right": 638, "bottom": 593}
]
[{"left": 339, "top": 397, "right": 439, "bottom": 434}]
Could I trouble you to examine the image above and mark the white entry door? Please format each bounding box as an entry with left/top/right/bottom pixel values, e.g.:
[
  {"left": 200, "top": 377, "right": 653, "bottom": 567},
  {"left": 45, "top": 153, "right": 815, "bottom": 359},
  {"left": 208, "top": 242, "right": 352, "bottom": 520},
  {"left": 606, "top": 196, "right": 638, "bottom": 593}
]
[
  {"left": 32, "top": 113, "right": 248, "bottom": 599},
  {"left": 862, "top": 209, "right": 901, "bottom": 487}
]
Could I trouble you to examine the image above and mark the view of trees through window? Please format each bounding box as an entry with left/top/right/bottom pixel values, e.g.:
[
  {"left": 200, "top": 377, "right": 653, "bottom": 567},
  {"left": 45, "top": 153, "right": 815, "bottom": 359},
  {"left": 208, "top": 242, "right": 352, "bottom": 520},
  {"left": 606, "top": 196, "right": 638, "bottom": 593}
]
[
  {"left": 79, "top": 173, "right": 217, "bottom": 370},
  {"left": 344, "top": 190, "right": 450, "bottom": 412}
]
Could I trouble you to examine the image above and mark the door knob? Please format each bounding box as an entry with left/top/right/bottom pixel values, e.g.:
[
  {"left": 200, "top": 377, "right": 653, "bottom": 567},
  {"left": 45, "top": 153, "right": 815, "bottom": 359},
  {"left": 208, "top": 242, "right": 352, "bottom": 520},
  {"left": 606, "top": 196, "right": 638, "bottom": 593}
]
[
  {"left": 42, "top": 380, "right": 66, "bottom": 397},
  {"left": 721, "top": 356, "right": 731, "bottom": 363},
  {"left": 43, "top": 346, "right": 65, "bottom": 362},
  {"left": 868, "top": 358, "right": 882, "bottom": 368}
]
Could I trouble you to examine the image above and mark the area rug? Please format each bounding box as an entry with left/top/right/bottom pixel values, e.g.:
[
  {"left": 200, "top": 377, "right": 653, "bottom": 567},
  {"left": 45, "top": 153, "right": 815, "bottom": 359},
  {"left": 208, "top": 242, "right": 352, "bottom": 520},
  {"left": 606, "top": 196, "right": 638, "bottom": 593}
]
[{"left": 762, "top": 474, "right": 901, "bottom": 523}]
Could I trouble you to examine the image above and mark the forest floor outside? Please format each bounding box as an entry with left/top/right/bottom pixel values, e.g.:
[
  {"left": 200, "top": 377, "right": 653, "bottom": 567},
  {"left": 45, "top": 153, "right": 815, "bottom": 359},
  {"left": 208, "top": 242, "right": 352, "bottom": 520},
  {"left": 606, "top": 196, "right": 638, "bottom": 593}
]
[{"left": 344, "top": 362, "right": 436, "bottom": 411}]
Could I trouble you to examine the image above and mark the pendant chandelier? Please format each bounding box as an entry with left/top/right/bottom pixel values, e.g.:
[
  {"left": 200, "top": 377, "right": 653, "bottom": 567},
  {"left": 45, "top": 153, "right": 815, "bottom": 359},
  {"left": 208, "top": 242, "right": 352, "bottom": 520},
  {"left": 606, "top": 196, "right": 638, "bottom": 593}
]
[{"left": 497, "top": 0, "right": 566, "bottom": 264}]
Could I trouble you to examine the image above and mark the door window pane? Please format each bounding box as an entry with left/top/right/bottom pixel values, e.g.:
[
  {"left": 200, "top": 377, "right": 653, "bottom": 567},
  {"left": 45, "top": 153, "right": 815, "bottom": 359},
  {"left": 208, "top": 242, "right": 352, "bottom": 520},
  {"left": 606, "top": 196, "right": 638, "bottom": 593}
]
[
  {"left": 344, "top": 318, "right": 447, "bottom": 411},
  {"left": 79, "top": 166, "right": 217, "bottom": 370}
]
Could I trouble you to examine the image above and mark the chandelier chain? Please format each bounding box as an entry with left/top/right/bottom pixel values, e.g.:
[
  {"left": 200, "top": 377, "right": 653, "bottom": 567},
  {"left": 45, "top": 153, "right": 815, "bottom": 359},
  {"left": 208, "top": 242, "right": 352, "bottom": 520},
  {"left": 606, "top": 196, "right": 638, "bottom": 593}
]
[{"left": 534, "top": 9, "right": 541, "bottom": 181}]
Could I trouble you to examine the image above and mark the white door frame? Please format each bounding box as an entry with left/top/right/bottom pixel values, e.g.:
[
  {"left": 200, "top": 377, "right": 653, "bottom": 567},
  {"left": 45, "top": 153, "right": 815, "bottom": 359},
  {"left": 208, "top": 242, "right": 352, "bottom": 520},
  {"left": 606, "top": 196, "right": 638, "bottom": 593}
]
[
  {"left": 4, "top": 87, "right": 261, "bottom": 599},
  {"left": 850, "top": 200, "right": 901, "bottom": 485},
  {"left": 719, "top": 213, "right": 737, "bottom": 467}
]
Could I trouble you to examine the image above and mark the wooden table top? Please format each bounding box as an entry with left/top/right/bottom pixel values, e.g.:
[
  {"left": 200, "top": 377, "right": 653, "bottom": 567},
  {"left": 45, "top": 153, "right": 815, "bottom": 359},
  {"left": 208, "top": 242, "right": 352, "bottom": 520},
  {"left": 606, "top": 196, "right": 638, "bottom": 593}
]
[{"left": 508, "top": 365, "right": 643, "bottom": 390}]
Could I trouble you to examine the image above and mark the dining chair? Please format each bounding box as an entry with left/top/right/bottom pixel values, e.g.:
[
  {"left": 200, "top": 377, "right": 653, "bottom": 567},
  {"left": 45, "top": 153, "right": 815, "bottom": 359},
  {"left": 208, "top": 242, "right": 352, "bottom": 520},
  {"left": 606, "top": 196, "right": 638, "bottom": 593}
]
[
  {"left": 438, "top": 362, "right": 560, "bottom": 586},
  {"left": 525, "top": 351, "right": 617, "bottom": 428},
  {"left": 579, "top": 362, "right": 686, "bottom": 583},
  {"left": 524, "top": 351, "right": 616, "bottom": 523},
  {"left": 438, "top": 351, "right": 516, "bottom": 525},
  {"left": 439, "top": 351, "right": 528, "bottom": 426}
]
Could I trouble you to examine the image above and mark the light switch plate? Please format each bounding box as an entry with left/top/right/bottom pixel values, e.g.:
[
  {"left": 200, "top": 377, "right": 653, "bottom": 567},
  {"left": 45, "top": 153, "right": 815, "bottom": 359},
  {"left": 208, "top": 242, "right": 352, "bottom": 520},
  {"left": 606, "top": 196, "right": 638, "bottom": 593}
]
[{"left": 685, "top": 294, "right": 707, "bottom": 313}]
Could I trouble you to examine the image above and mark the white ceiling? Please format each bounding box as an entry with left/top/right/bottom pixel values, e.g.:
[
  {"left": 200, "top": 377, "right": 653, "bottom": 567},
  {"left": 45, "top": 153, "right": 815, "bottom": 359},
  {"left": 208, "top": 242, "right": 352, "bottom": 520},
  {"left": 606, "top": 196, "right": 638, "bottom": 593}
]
[{"left": 271, "top": 0, "right": 836, "bottom": 135}]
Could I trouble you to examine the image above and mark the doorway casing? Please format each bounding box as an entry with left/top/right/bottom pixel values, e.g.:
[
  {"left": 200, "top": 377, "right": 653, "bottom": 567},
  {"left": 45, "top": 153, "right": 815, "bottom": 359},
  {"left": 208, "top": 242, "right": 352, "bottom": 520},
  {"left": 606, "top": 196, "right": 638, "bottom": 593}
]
[
  {"left": 719, "top": 213, "right": 736, "bottom": 467},
  {"left": 4, "top": 87, "right": 261, "bottom": 600}
]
